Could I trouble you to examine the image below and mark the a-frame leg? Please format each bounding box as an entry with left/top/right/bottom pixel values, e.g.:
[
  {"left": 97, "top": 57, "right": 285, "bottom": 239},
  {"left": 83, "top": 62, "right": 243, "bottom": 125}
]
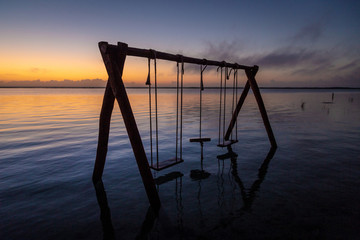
[
  {"left": 224, "top": 66, "right": 277, "bottom": 148},
  {"left": 93, "top": 42, "right": 161, "bottom": 210},
  {"left": 92, "top": 80, "right": 115, "bottom": 183},
  {"left": 246, "top": 67, "right": 277, "bottom": 148}
]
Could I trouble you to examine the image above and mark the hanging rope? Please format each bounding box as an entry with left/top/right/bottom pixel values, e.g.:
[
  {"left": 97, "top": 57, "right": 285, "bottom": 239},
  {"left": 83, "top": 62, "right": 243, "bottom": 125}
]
[
  {"left": 200, "top": 62, "right": 207, "bottom": 139},
  {"left": 146, "top": 57, "right": 153, "bottom": 167},
  {"left": 223, "top": 67, "right": 227, "bottom": 145},
  {"left": 231, "top": 68, "right": 237, "bottom": 141},
  {"left": 152, "top": 50, "right": 159, "bottom": 169},
  {"left": 235, "top": 69, "right": 239, "bottom": 141},
  {"left": 180, "top": 59, "right": 184, "bottom": 161},
  {"left": 175, "top": 61, "right": 179, "bottom": 161},
  {"left": 175, "top": 56, "right": 184, "bottom": 162},
  {"left": 218, "top": 66, "right": 223, "bottom": 145}
]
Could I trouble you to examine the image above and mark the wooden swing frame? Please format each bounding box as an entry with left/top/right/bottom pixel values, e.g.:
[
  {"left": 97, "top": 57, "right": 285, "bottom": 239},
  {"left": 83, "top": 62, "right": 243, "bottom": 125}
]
[{"left": 92, "top": 41, "right": 277, "bottom": 210}]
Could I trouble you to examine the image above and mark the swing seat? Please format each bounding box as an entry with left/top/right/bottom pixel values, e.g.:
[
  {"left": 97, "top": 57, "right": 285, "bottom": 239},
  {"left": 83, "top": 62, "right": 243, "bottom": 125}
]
[
  {"left": 217, "top": 139, "right": 238, "bottom": 148},
  {"left": 189, "top": 137, "right": 211, "bottom": 143},
  {"left": 150, "top": 157, "right": 184, "bottom": 171}
]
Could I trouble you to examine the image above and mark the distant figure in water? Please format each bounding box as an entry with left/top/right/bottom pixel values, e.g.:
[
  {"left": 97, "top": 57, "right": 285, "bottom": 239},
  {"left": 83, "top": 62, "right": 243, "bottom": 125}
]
[{"left": 301, "top": 101, "right": 305, "bottom": 110}]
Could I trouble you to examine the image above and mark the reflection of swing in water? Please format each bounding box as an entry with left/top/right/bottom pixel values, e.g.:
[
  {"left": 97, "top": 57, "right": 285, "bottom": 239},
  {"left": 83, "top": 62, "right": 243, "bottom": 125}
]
[
  {"left": 218, "top": 147, "right": 277, "bottom": 212},
  {"left": 190, "top": 154, "right": 211, "bottom": 230},
  {"left": 207, "top": 147, "right": 277, "bottom": 233},
  {"left": 190, "top": 126, "right": 211, "bottom": 181},
  {"left": 153, "top": 171, "right": 184, "bottom": 235}
]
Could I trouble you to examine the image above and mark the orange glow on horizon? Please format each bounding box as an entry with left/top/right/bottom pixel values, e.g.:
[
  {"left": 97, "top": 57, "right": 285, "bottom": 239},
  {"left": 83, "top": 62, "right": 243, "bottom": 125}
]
[{"left": 0, "top": 52, "right": 260, "bottom": 87}]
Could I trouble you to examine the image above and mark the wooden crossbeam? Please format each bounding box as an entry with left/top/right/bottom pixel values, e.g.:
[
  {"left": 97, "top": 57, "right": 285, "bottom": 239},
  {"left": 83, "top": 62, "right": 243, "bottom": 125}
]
[{"left": 101, "top": 42, "right": 253, "bottom": 70}]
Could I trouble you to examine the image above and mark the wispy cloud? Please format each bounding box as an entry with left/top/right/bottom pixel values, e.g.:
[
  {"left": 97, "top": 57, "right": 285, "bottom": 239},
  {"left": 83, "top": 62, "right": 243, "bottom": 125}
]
[
  {"left": 198, "top": 37, "right": 360, "bottom": 87},
  {"left": 241, "top": 47, "right": 331, "bottom": 68},
  {"left": 292, "top": 22, "right": 324, "bottom": 42},
  {"left": 29, "top": 67, "right": 48, "bottom": 73}
]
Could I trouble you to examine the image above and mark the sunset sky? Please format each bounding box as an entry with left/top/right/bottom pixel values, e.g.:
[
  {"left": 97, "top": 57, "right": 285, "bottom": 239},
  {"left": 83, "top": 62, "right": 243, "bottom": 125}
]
[{"left": 1, "top": 0, "right": 359, "bottom": 87}]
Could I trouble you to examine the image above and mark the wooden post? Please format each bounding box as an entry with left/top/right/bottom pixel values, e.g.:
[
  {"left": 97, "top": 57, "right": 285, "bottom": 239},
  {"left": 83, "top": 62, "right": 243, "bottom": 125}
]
[
  {"left": 94, "top": 41, "right": 161, "bottom": 210},
  {"left": 92, "top": 80, "right": 115, "bottom": 183},
  {"left": 224, "top": 66, "right": 277, "bottom": 148},
  {"left": 246, "top": 66, "right": 277, "bottom": 148}
]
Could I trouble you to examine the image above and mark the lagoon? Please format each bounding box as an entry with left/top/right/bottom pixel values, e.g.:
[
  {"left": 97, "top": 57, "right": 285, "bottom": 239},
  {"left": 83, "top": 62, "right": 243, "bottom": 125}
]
[{"left": 1, "top": 88, "right": 359, "bottom": 239}]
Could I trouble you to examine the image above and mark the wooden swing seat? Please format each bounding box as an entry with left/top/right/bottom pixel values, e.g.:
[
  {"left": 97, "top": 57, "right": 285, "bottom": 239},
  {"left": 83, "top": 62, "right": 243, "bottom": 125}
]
[
  {"left": 150, "top": 157, "right": 184, "bottom": 171},
  {"left": 189, "top": 137, "right": 211, "bottom": 143}
]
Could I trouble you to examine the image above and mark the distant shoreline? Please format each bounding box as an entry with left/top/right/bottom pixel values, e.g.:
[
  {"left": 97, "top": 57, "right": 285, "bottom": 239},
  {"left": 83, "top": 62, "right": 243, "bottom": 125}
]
[{"left": 1, "top": 86, "right": 359, "bottom": 90}]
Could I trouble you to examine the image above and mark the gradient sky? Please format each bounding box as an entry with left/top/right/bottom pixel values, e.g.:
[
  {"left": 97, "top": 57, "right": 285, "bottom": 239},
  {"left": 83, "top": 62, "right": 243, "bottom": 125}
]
[{"left": 1, "top": 0, "right": 360, "bottom": 87}]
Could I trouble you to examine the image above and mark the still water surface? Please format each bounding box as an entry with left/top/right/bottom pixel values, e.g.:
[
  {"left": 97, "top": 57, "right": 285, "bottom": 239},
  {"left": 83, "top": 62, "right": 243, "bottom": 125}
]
[{"left": 1, "top": 88, "right": 359, "bottom": 239}]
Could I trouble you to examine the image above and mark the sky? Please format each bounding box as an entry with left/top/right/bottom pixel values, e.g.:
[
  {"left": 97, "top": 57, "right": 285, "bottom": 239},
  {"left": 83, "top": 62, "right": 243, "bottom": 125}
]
[{"left": 1, "top": 0, "right": 360, "bottom": 87}]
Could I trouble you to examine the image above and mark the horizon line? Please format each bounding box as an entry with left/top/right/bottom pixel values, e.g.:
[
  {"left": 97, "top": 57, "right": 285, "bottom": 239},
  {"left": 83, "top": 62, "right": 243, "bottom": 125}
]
[{"left": 1, "top": 86, "right": 360, "bottom": 90}]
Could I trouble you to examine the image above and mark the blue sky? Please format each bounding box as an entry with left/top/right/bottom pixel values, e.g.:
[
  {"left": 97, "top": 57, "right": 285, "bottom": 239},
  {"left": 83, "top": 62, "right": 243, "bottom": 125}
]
[{"left": 1, "top": 0, "right": 360, "bottom": 87}]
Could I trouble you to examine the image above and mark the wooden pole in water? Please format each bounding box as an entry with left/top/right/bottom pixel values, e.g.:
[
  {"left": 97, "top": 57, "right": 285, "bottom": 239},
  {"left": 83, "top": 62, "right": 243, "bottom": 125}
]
[
  {"left": 224, "top": 66, "right": 277, "bottom": 148},
  {"left": 246, "top": 67, "right": 277, "bottom": 148},
  {"left": 93, "top": 42, "right": 161, "bottom": 210},
  {"left": 92, "top": 80, "right": 115, "bottom": 183}
]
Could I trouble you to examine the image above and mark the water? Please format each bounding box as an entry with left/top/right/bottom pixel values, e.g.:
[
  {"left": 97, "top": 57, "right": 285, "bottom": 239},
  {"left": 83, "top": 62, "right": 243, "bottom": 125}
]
[{"left": 1, "top": 88, "right": 359, "bottom": 239}]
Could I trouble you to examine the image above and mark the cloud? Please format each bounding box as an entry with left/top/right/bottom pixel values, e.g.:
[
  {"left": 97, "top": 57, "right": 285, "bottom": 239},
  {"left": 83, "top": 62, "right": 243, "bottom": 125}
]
[
  {"left": 292, "top": 22, "right": 324, "bottom": 42},
  {"left": 197, "top": 38, "right": 360, "bottom": 87},
  {"left": 179, "top": 40, "right": 245, "bottom": 74},
  {"left": 201, "top": 39, "right": 244, "bottom": 62},
  {"left": 200, "top": 40, "right": 331, "bottom": 69},
  {"left": 242, "top": 47, "right": 330, "bottom": 68},
  {"left": 29, "top": 67, "right": 48, "bottom": 73}
]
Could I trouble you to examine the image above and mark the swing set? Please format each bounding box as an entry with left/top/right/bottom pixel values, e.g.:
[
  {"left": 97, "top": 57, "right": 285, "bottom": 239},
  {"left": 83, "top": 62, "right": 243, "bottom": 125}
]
[{"left": 92, "top": 42, "right": 277, "bottom": 210}]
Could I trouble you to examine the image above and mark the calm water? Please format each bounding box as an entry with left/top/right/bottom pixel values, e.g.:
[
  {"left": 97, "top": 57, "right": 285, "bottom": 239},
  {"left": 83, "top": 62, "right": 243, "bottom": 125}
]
[{"left": 1, "top": 88, "right": 359, "bottom": 239}]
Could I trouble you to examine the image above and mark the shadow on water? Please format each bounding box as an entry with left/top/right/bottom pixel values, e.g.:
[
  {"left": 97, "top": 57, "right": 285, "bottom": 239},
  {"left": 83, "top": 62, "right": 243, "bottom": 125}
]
[{"left": 94, "top": 146, "right": 276, "bottom": 239}]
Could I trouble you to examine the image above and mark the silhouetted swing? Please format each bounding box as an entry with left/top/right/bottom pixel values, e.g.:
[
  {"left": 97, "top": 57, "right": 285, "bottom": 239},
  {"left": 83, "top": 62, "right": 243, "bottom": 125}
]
[
  {"left": 189, "top": 62, "right": 211, "bottom": 145},
  {"left": 146, "top": 52, "right": 184, "bottom": 171},
  {"left": 93, "top": 41, "right": 277, "bottom": 210},
  {"left": 217, "top": 65, "right": 239, "bottom": 147}
]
